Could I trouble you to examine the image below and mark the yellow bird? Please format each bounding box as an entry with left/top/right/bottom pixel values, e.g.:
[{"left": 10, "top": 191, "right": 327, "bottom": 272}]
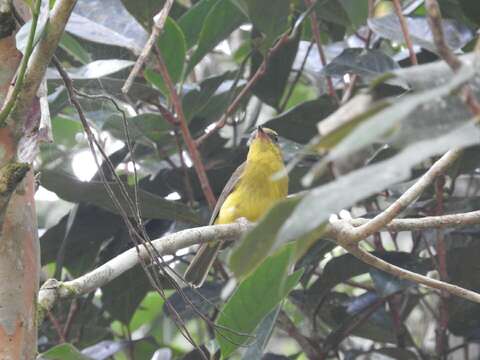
[{"left": 184, "top": 126, "right": 288, "bottom": 287}]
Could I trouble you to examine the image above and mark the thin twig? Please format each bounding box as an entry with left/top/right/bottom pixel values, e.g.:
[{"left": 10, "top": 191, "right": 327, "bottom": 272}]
[
  {"left": 153, "top": 47, "right": 216, "bottom": 208},
  {"left": 345, "top": 150, "right": 462, "bottom": 242},
  {"left": 279, "top": 40, "right": 315, "bottom": 112},
  {"left": 392, "top": 0, "right": 418, "bottom": 65},
  {"left": 434, "top": 176, "right": 449, "bottom": 359},
  {"left": 277, "top": 310, "right": 321, "bottom": 359},
  {"left": 425, "top": 0, "right": 480, "bottom": 115},
  {"left": 122, "top": 0, "right": 174, "bottom": 94},
  {"left": 331, "top": 224, "right": 480, "bottom": 304},
  {"left": 0, "top": 0, "right": 41, "bottom": 125},
  {"left": 195, "top": 32, "right": 293, "bottom": 145},
  {"left": 304, "top": 0, "right": 339, "bottom": 102}
]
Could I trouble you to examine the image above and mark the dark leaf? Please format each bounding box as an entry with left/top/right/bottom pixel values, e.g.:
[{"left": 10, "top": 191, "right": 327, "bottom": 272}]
[
  {"left": 368, "top": 14, "right": 473, "bottom": 53},
  {"left": 323, "top": 48, "right": 403, "bottom": 86},
  {"left": 40, "top": 204, "right": 123, "bottom": 276},
  {"left": 178, "top": 0, "right": 221, "bottom": 48},
  {"left": 102, "top": 265, "right": 152, "bottom": 324},
  {"left": 163, "top": 283, "right": 223, "bottom": 321},
  {"left": 264, "top": 97, "right": 338, "bottom": 143},
  {"left": 40, "top": 170, "right": 201, "bottom": 223},
  {"left": 251, "top": 29, "right": 300, "bottom": 108}
]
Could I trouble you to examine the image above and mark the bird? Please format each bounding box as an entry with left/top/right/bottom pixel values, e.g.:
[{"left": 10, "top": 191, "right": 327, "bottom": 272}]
[{"left": 184, "top": 126, "right": 288, "bottom": 287}]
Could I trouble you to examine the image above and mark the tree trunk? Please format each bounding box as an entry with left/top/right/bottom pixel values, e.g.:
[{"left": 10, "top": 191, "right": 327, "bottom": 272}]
[{"left": 0, "top": 4, "right": 40, "bottom": 359}]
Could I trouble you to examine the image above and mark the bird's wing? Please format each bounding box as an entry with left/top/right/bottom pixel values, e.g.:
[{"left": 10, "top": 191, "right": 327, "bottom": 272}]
[{"left": 209, "top": 161, "right": 246, "bottom": 225}]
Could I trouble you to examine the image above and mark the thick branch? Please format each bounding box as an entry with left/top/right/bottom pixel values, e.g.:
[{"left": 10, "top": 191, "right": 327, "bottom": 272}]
[
  {"left": 7, "top": 0, "right": 77, "bottom": 131},
  {"left": 334, "top": 230, "right": 480, "bottom": 304},
  {"left": 38, "top": 207, "right": 480, "bottom": 319},
  {"left": 346, "top": 149, "right": 462, "bottom": 242},
  {"left": 38, "top": 222, "right": 252, "bottom": 319}
]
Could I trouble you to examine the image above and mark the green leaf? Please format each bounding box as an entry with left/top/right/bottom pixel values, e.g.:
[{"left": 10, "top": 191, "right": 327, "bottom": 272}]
[
  {"left": 103, "top": 113, "right": 172, "bottom": 145},
  {"left": 46, "top": 60, "right": 134, "bottom": 80},
  {"left": 236, "top": 0, "right": 290, "bottom": 49},
  {"left": 182, "top": 70, "right": 236, "bottom": 121},
  {"left": 251, "top": 30, "right": 300, "bottom": 108},
  {"left": 264, "top": 97, "right": 338, "bottom": 143},
  {"left": 178, "top": 0, "right": 221, "bottom": 48},
  {"left": 51, "top": 116, "right": 83, "bottom": 147},
  {"left": 59, "top": 33, "right": 91, "bottom": 64},
  {"left": 186, "top": 0, "right": 246, "bottom": 74},
  {"left": 278, "top": 121, "right": 480, "bottom": 244},
  {"left": 339, "top": 0, "right": 369, "bottom": 29},
  {"left": 217, "top": 244, "right": 303, "bottom": 357},
  {"left": 144, "top": 17, "right": 186, "bottom": 95},
  {"left": 315, "top": 0, "right": 351, "bottom": 27},
  {"left": 368, "top": 14, "right": 473, "bottom": 53},
  {"left": 129, "top": 292, "right": 164, "bottom": 331},
  {"left": 323, "top": 48, "right": 403, "bottom": 86},
  {"left": 242, "top": 307, "right": 281, "bottom": 360},
  {"left": 102, "top": 265, "right": 151, "bottom": 324},
  {"left": 229, "top": 197, "right": 301, "bottom": 279},
  {"left": 40, "top": 170, "right": 201, "bottom": 223},
  {"left": 37, "top": 343, "right": 90, "bottom": 360},
  {"left": 40, "top": 205, "right": 124, "bottom": 276},
  {"left": 322, "top": 64, "right": 475, "bottom": 165}
]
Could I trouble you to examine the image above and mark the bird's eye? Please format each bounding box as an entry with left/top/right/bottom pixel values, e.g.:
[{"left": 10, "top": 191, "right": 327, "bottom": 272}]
[{"left": 270, "top": 134, "right": 279, "bottom": 143}]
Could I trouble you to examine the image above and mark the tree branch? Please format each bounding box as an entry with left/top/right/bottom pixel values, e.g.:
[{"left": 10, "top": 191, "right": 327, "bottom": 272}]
[
  {"left": 7, "top": 0, "right": 77, "bottom": 131},
  {"left": 38, "top": 222, "right": 252, "bottom": 320},
  {"left": 121, "top": 0, "right": 173, "bottom": 94},
  {"left": 337, "top": 149, "right": 462, "bottom": 243},
  {"left": 154, "top": 48, "right": 217, "bottom": 208},
  {"left": 38, "top": 205, "right": 480, "bottom": 320},
  {"left": 425, "top": 0, "right": 480, "bottom": 115}
]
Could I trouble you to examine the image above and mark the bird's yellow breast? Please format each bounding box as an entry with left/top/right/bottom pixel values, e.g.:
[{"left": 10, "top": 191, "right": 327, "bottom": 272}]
[{"left": 215, "top": 144, "right": 288, "bottom": 225}]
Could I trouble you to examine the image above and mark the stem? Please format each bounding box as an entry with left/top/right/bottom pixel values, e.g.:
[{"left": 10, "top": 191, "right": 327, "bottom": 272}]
[
  {"left": 392, "top": 0, "right": 418, "bottom": 65},
  {"left": 304, "top": 0, "right": 339, "bottom": 102},
  {"left": 154, "top": 48, "right": 216, "bottom": 208},
  {"left": 0, "top": 0, "right": 41, "bottom": 126}
]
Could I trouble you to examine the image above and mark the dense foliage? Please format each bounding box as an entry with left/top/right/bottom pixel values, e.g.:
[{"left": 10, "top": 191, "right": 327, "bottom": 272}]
[{"left": 25, "top": 0, "right": 480, "bottom": 359}]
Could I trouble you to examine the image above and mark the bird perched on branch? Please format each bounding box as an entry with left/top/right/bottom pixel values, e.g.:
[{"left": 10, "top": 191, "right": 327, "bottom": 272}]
[{"left": 184, "top": 126, "right": 288, "bottom": 287}]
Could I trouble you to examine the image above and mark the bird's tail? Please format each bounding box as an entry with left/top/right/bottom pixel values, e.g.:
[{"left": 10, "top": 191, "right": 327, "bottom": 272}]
[{"left": 184, "top": 242, "right": 222, "bottom": 287}]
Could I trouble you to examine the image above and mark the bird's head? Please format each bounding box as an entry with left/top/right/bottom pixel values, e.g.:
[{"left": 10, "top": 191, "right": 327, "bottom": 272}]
[{"left": 247, "top": 126, "right": 283, "bottom": 162}]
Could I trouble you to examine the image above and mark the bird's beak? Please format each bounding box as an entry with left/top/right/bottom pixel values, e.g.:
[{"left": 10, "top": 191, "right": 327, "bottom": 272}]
[{"left": 255, "top": 125, "right": 268, "bottom": 140}]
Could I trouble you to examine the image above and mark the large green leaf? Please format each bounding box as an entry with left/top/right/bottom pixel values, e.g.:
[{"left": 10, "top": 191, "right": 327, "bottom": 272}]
[
  {"left": 217, "top": 245, "right": 303, "bottom": 357},
  {"left": 229, "top": 197, "right": 301, "bottom": 279},
  {"left": 242, "top": 307, "right": 281, "bottom": 360},
  {"left": 186, "top": 0, "right": 246, "bottom": 74},
  {"left": 40, "top": 170, "right": 201, "bottom": 223},
  {"left": 144, "top": 17, "right": 186, "bottom": 95},
  {"left": 103, "top": 113, "right": 172, "bottom": 145},
  {"left": 178, "top": 0, "right": 221, "bottom": 48},
  {"left": 37, "top": 344, "right": 90, "bottom": 360},
  {"left": 234, "top": 0, "right": 290, "bottom": 49},
  {"left": 278, "top": 121, "right": 480, "bottom": 244},
  {"left": 320, "top": 63, "right": 476, "bottom": 166}
]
